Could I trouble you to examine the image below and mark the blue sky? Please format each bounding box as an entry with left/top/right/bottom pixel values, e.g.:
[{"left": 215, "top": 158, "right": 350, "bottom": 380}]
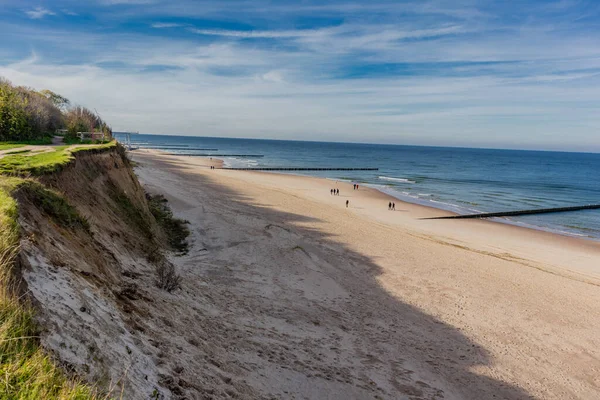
[{"left": 1, "top": 0, "right": 599, "bottom": 151}]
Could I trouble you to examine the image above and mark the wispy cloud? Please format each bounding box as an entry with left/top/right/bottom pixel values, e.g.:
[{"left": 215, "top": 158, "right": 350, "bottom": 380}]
[
  {"left": 25, "top": 7, "right": 56, "bottom": 19},
  {"left": 188, "top": 27, "right": 338, "bottom": 39},
  {"left": 151, "top": 22, "right": 185, "bottom": 29},
  {"left": 101, "top": 0, "right": 158, "bottom": 5}
]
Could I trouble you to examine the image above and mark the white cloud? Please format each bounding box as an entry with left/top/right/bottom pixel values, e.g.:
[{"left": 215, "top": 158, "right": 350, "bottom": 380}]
[
  {"left": 3, "top": 49, "right": 599, "bottom": 151},
  {"left": 188, "top": 27, "right": 339, "bottom": 39},
  {"left": 101, "top": 0, "right": 158, "bottom": 4},
  {"left": 261, "top": 70, "right": 284, "bottom": 83},
  {"left": 151, "top": 22, "right": 185, "bottom": 29},
  {"left": 25, "top": 7, "right": 56, "bottom": 19}
]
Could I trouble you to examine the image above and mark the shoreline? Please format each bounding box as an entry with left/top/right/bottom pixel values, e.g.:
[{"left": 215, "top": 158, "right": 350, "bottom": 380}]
[
  {"left": 174, "top": 150, "right": 600, "bottom": 243},
  {"left": 146, "top": 149, "right": 600, "bottom": 243},
  {"left": 130, "top": 148, "right": 600, "bottom": 288}
]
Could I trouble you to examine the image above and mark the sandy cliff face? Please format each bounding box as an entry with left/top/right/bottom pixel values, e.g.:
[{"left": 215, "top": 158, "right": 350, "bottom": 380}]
[{"left": 15, "top": 148, "right": 177, "bottom": 398}]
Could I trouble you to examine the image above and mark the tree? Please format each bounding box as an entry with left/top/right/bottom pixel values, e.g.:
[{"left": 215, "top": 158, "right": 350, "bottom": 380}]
[{"left": 39, "top": 89, "right": 70, "bottom": 110}]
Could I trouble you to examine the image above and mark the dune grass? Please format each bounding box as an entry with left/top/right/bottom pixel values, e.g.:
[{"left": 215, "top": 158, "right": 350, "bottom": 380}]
[{"left": 0, "top": 177, "right": 97, "bottom": 399}]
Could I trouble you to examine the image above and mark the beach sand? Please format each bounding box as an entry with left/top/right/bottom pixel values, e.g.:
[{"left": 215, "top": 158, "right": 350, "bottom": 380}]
[{"left": 131, "top": 149, "right": 600, "bottom": 399}]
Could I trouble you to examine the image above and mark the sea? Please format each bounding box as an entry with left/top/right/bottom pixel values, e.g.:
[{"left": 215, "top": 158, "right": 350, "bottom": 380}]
[{"left": 114, "top": 133, "right": 600, "bottom": 241}]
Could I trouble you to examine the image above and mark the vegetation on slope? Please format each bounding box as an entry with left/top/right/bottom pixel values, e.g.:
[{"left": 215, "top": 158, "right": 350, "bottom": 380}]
[
  {"left": 108, "top": 181, "right": 186, "bottom": 292},
  {"left": 19, "top": 181, "right": 91, "bottom": 231},
  {"left": 0, "top": 177, "right": 96, "bottom": 399},
  {"left": 147, "top": 194, "right": 190, "bottom": 255}
]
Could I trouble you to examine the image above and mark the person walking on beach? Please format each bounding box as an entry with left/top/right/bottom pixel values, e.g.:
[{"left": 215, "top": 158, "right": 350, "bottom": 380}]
[
  {"left": 388, "top": 202, "right": 392, "bottom": 210},
  {"left": 392, "top": 202, "right": 396, "bottom": 210},
  {"left": 346, "top": 200, "right": 349, "bottom": 208}
]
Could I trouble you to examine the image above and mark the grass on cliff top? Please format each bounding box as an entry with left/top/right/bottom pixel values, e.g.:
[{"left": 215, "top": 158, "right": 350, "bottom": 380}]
[
  {"left": 0, "top": 144, "right": 26, "bottom": 151},
  {"left": 0, "top": 177, "right": 98, "bottom": 399},
  {"left": 0, "top": 141, "right": 116, "bottom": 176},
  {"left": 0, "top": 139, "right": 53, "bottom": 152}
]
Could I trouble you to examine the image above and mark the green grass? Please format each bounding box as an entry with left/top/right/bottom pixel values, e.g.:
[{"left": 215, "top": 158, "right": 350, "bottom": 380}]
[
  {"left": 0, "top": 177, "right": 97, "bottom": 399},
  {"left": 0, "top": 144, "right": 26, "bottom": 151},
  {"left": 108, "top": 181, "right": 153, "bottom": 240},
  {"left": 0, "top": 138, "right": 53, "bottom": 146},
  {"left": 18, "top": 181, "right": 90, "bottom": 231},
  {"left": 0, "top": 142, "right": 116, "bottom": 176}
]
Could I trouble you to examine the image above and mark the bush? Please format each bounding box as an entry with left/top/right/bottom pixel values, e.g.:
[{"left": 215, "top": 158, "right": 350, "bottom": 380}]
[
  {"left": 146, "top": 193, "right": 190, "bottom": 254},
  {"left": 63, "top": 106, "right": 112, "bottom": 142},
  {"left": 155, "top": 259, "right": 181, "bottom": 292}
]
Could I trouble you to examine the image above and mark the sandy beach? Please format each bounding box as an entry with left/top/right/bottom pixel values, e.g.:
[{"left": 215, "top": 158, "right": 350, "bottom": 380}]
[{"left": 131, "top": 149, "right": 600, "bottom": 399}]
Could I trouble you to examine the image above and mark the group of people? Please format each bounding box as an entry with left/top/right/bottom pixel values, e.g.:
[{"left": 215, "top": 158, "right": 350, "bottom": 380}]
[
  {"left": 330, "top": 185, "right": 396, "bottom": 210},
  {"left": 210, "top": 165, "right": 216, "bottom": 170}
]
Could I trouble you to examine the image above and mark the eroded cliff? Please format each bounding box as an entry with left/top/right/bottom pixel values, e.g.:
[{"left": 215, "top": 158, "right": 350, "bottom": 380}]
[{"left": 15, "top": 146, "right": 183, "bottom": 398}]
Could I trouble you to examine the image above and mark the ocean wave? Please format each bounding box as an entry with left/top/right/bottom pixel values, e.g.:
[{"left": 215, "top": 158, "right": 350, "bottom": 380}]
[{"left": 378, "top": 176, "right": 416, "bottom": 184}]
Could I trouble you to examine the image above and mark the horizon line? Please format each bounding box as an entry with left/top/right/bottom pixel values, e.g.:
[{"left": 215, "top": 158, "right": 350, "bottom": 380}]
[{"left": 113, "top": 132, "right": 600, "bottom": 155}]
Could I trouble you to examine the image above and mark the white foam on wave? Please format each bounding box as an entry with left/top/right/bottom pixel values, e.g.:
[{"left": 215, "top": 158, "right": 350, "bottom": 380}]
[{"left": 378, "top": 176, "right": 416, "bottom": 184}]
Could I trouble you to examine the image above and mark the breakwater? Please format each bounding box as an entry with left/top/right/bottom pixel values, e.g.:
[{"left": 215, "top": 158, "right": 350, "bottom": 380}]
[
  {"left": 221, "top": 167, "right": 379, "bottom": 171},
  {"left": 424, "top": 204, "right": 600, "bottom": 220}
]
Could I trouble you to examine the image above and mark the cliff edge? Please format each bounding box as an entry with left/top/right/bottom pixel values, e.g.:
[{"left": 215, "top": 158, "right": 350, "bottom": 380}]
[{"left": 10, "top": 145, "right": 184, "bottom": 398}]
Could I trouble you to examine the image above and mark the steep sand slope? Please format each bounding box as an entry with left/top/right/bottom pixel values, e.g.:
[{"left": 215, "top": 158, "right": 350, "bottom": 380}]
[{"left": 130, "top": 150, "right": 600, "bottom": 399}]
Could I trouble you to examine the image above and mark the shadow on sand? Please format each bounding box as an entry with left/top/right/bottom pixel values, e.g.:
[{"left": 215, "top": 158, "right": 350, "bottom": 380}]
[{"left": 136, "top": 154, "right": 532, "bottom": 400}]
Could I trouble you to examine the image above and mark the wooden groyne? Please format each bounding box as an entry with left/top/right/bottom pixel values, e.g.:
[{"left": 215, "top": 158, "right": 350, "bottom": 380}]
[
  {"left": 423, "top": 204, "right": 600, "bottom": 220},
  {"left": 142, "top": 145, "right": 191, "bottom": 148},
  {"left": 221, "top": 167, "right": 379, "bottom": 171},
  {"left": 143, "top": 146, "right": 219, "bottom": 151},
  {"left": 171, "top": 154, "right": 265, "bottom": 157}
]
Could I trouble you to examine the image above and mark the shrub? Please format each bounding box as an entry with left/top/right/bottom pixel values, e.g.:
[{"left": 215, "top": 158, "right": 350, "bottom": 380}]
[
  {"left": 63, "top": 106, "right": 112, "bottom": 142},
  {"left": 155, "top": 259, "right": 181, "bottom": 292},
  {"left": 146, "top": 193, "right": 190, "bottom": 254}
]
